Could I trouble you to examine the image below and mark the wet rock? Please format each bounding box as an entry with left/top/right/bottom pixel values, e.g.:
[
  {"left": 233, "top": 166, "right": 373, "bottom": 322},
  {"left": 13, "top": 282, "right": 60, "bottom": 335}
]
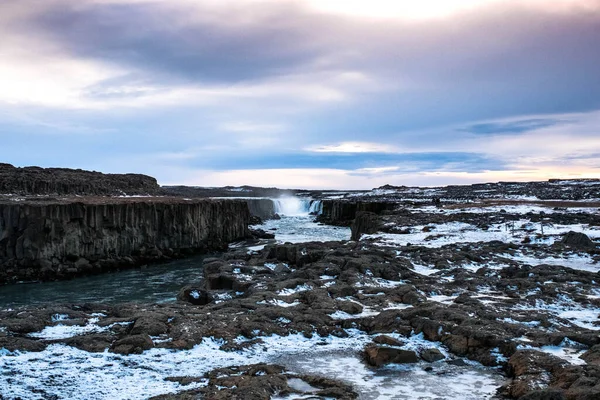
[
  {"left": 2, "top": 316, "right": 48, "bottom": 334},
  {"left": 364, "top": 345, "right": 418, "bottom": 367},
  {"left": 0, "top": 336, "right": 47, "bottom": 352},
  {"left": 153, "top": 363, "right": 357, "bottom": 400},
  {"left": 63, "top": 334, "right": 114, "bottom": 353},
  {"left": 373, "top": 335, "right": 405, "bottom": 347},
  {"left": 177, "top": 286, "right": 213, "bottom": 306},
  {"left": 446, "top": 358, "right": 468, "bottom": 366},
  {"left": 130, "top": 315, "right": 169, "bottom": 336},
  {"left": 250, "top": 228, "right": 274, "bottom": 239},
  {"left": 110, "top": 334, "right": 154, "bottom": 354},
  {"left": 421, "top": 348, "right": 445, "bottom": 362},
  {"left": 206, "top": 273, "right": 252, "bottom": 292}
]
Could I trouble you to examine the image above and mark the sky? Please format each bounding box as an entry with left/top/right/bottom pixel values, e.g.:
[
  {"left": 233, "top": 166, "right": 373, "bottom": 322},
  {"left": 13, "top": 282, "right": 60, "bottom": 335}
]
[{"left": 1, "top": 0, "right": 600, "bottom": 189}]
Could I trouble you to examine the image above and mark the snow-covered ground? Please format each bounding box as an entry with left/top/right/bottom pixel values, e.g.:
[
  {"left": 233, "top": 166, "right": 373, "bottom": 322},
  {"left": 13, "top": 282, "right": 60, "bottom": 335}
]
[
  {"left": 364, "top": 221, "right": 600, "bottom": 248},
  {"left": 0, "top": 330, "right": 503, "bottom": 400}
]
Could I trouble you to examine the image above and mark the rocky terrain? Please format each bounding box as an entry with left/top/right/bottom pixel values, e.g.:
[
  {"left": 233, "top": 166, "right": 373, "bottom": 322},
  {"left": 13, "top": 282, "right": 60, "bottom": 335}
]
[{"left": 1, "top": 176, "right": 600, "bottom": 399}]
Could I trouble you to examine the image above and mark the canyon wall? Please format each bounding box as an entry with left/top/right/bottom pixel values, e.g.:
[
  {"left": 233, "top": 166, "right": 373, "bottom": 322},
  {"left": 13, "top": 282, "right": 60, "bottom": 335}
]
[{"left": 0, "top": 199, "right": 250, "bottom": 283}]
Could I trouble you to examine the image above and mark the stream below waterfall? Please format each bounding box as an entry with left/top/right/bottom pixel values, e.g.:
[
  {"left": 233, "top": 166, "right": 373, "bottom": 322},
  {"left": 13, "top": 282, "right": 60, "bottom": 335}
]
[{"left": 0, "top": 198, "right": 349, "bottom": 308}]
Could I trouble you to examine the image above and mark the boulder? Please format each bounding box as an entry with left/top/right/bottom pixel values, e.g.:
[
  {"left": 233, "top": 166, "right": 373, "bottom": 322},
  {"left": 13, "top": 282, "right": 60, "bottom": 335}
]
[
  {"left": 560, "top": 231, "right": 596, "bottom": 250},
  {"left": 110, "top": 334, "right": 154, "bottom": 355},
  {"left": 420, "top": 348, "right": 445, "bottom": 362},
  {"left": 373, "top": 335, "right": 405, "bottom": 347},
  {"left": 130, "top": 316, "right": 169, "bottom": 336},
  {"left": 177, "top": 286, "right": 213, "bottom": 306},
  {"left": 580, "top": 345, "right": 600, "bottom": 365},
  {"left": 63, "top": 334, "right": 113, "bottom": 352},
  {"left": 364, "top": 345, "right": 418, "bottom": 367}
]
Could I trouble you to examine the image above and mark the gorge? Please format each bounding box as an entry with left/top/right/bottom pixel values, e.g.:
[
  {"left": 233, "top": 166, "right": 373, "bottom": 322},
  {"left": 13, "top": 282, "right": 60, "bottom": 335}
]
[{"left": 1, "top": 166, "right": 600, "bottom": 400}]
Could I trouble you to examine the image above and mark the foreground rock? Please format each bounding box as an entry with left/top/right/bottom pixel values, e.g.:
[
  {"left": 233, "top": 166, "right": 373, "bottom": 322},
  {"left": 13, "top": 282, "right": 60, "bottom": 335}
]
[{"left": 151, "top": 364, "right": 358, "bottom": 400}]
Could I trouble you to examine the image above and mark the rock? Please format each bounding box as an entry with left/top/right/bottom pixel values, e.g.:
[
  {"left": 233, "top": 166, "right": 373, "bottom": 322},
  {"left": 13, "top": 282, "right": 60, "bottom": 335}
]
[
  {"left": 580, "top": 345, "right": 600, "bottom": 365},
  {"left": 351, "top": 212, "right": 382, "bottom": 241},
  {"left": 110, "top": 334, "right": 154, "bottom": 355},
  {"left": 74, "top": 257, "right": 91, "bottom": 271},
  {"left": 0, "top": 336, "right": 47, "bottom": 352},
  {"left": 63, "top": 334, "right": 113, "bottom": 352},
  {"left": 336, "top": 300, "right": 363, "bottom": 315},
  {"left": 518, "top": 390, "right": 565, "bottom": 400},
  {"left": 206, "top": 273, "right": 251, "bottom": 292},
  {"left": 421, "top": 348, "right": 445, "bottom": 362},
  {"left": 560, "top": 231, "right": 596, "bottom": 250},
  {"left": 2, "top": 317, "right": 47, "bottom": 334},
  {"left": 364, "top": 345, "right": 418, "bottom": 367},
  {"left": 446, "top": 359, "right": 468, "bottom": 366},
  {"left": 318, "top": 200, "right": 397, "bottom": 226},
  {"left": 249, "top": 215, "right": 263, "bottom": 225},
  {"left": 130, "top": 316, "right": 168, "bottom": 336},
  {"left": 177, "top": 286, "right": 214, "bottom": 306},
  {"left": 250, "top": 228, "right": 275, "bottom": 239},
  {"left": 373, "top": 335, "right": 405, "bottom": 347}
]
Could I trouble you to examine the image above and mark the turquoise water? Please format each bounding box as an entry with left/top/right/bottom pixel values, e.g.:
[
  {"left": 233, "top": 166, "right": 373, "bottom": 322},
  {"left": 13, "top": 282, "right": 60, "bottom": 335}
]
[
  {"left": 0, "top": 255, "right": 207, "bottom": 308},
  {"left": 0, "top": 214, "right": 350, "bottom": 308}
]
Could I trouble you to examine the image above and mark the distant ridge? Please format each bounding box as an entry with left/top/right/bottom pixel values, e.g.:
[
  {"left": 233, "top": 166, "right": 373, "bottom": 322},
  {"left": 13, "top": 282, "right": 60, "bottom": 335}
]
[{"left": 0, "top": 163, "right": 159, "bottom": 196}]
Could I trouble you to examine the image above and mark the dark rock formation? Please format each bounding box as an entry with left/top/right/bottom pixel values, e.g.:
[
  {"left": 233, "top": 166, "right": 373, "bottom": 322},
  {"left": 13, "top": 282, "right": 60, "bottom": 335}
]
[
  {"left": 245, "top": 198, "right": 279, "bottom": 220},
  {"left": 364, "top": 345, "right": 419, "bottom": 366},
  {"left": 421, "top": 348, "right": 445, "bottom": 362},
  {"left": 110, "top": 333, "right": 154, "bottom": 354},
  {"left": 351, "top": 211, "right": 382, "bottom": 241},
  {"left": 151, "top": 364, "right": 358, "bottom": 400},
  {"left": 560, "top": 231, "right": 596, "bottom": 250},
  {"left": 0, "top": 163, "right": 159, "bottom": 196},
  {"left": 178, "top": 285, "right": 214, "bottom": 306},
  {"left": 0, "top": 198, "right": 250, "bottom": 283},
  {"left": 319, "top": 200, "right": 397, "bottom": 226}
]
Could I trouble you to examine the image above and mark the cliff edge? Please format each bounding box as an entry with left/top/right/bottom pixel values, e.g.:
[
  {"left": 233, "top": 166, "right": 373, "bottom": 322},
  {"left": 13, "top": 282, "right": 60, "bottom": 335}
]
[{"left": 0, "top": 198, "right": 250, "bottom": 283}]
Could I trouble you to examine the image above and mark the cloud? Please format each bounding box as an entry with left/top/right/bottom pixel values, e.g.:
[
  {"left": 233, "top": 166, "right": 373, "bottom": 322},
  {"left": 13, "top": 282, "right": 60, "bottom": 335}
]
[
  {"left": 306, "top": 142, "right": 401, "bottom": 153},
  {"left": 461, "top": 118, "right": 566, "bottom": 135},
  {"left": 1, "top": 0, "right": 600, "bottom": 188}
]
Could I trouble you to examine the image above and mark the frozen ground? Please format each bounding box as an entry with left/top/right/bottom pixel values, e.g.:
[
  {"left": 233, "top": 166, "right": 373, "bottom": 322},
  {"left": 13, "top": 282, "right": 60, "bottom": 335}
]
[
  {"left": 0, "top": 329, "right": 503, "bottom": 400},
  {"left": 365, "top": 221, "right": 600, "bottom": 248}
]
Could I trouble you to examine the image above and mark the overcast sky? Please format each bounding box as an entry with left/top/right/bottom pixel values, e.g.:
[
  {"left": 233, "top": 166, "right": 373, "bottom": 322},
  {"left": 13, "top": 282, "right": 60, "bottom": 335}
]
[{"left": 1, "top": 0, "right": 599, "bottom": 188}]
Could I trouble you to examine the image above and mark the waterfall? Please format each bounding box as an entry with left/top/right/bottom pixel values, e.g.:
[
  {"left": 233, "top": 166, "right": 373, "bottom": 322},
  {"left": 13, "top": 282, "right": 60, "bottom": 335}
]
[
  {"left": 309, "top": 200, "right": 323, "bottom": 215},
  {"left": 273, "top": 197, "right": 313, "bottom": 216},
  {"left": 246, "top": 197, "right": 322, "bottom": 218}
]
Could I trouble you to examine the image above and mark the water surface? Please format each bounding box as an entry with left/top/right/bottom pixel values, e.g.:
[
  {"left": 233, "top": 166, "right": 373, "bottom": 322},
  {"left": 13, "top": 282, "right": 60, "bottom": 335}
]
[{"left": 0, "top": 255, "right": 207, "bottom": 308}]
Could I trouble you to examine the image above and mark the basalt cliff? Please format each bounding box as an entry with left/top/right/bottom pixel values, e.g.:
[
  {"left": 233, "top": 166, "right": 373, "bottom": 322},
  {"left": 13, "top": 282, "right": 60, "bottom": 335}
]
[{"left": 0, "top": 198, "right": 249, "bottom": 283}]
